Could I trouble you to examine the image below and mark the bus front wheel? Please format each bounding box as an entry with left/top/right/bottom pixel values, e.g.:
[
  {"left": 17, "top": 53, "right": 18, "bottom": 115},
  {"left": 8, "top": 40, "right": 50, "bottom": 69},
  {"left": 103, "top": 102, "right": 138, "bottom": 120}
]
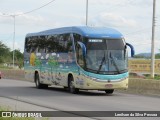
[
  {"left": 68, "top": 76, "right": 79, "bottom": 94},
  {"left": 105, "top": 89, "right": 114, "bottom": 94}
]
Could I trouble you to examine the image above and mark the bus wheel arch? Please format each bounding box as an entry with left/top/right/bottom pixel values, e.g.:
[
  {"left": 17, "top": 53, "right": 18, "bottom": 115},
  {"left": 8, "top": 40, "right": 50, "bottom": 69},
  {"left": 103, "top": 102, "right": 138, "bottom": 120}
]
[
  {"left": 68, "top": 74, "right": 79, "bottom": 94},
  {"left": 34, "top": 71, "right": 39, "bottom": 83}
]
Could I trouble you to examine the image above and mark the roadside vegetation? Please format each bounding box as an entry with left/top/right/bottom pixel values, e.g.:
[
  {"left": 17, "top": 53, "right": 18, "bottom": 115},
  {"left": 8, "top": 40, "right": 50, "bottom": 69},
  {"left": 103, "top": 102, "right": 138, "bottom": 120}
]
[
  {"left": 0, "top": 41, "right": 23, "bottom": 69},
  {"left": 143, "top": 74, "right": 160, "bottom": 80},
  {"left": 129, "top": 73, "right": 160, "bottom": 80},
  {"left": 134, "top": 53, "right": 160, "bottom": 59}
]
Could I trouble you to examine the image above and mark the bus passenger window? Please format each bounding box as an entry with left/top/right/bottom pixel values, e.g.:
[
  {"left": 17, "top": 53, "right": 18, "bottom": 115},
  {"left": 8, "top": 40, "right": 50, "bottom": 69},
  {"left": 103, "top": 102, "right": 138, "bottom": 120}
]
[{"left": 76, "top": 44, "right": 84, "bottom": 68}]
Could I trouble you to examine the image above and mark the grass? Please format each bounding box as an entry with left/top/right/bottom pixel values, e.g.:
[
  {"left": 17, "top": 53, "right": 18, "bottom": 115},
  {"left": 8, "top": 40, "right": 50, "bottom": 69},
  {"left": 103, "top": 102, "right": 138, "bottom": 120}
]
[
  {"left": 143, "top": 74, "right": 160, "bottom": 80},
  {"left": 0, "top": 106, "right": 10, "bottom": 111},
  {"left": 129, "top": 73, "right": 160, "bottom": 80},
  {"left": 0, "top": 64, "right": 14, "bottom": 69}
]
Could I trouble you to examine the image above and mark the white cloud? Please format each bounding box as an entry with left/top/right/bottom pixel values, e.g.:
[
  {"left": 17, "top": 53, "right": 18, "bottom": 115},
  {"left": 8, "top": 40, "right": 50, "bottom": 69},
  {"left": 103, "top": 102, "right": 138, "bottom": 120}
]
[
  {"left": 0, "top": 12, "right": 45, "bottom": 25},
  {"left": 90, "top": 0, "right": 130, "bottom": 5},
  {"left": 90, "top": 0, "right": 153, "bottom": 7},
  {"left": 90, "top": 12, "right": 137, "bottom": 28}
]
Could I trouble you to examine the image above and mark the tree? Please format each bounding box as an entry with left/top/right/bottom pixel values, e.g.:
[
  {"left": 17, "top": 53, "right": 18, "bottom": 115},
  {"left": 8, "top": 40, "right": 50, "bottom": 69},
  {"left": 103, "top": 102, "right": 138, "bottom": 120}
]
[
  {"left": 10, "top": 49, "right": 24, "bottom": 68},
  {"left": 155, "top": 53, "right": 160, "bottom": 59},
  {"left": 0, "top": 41, "right": 10, "bottom": 63},
  {"left": 0, "top": 41, "right": 24, "bottom": 68},
  {"left": 156, "top": 49, "right": 160, "bottom": 59}
]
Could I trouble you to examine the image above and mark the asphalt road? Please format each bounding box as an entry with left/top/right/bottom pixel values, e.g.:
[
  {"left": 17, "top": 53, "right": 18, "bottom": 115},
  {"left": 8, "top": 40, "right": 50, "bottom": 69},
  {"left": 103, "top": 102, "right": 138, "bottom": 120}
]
[{"left": 0, "top": 79, "right": 160, "bottom": 120}]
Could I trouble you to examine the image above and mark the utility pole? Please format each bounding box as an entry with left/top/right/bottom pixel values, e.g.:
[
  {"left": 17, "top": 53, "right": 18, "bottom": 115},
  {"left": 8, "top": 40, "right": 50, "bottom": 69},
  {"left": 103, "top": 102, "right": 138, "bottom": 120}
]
[
  {"left": 2, "top": 13, "right": 16, "bottom": 68},
  {"left": 151, "top": 0, "right": 156, "bottom": 78},
  {"left": 86, "top": 0, "right": 88, "bottom": 26},
  {"left": 12, "top": 15, "right": 16, "bottom": 68}
]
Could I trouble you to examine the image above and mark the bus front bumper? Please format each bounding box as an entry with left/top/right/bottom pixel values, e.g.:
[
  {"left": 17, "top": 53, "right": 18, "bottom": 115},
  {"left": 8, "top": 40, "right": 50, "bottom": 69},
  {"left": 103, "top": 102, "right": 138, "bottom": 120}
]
[{"left": 75, "top": 77, "right": 128, "bottom": 90}]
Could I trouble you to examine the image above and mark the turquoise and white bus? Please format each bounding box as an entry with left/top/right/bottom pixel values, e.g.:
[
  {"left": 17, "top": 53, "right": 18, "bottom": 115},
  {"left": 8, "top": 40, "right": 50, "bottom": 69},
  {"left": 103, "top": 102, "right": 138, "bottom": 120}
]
[{"left": 24, "top": 26, "right": 134, "bottom": 94}]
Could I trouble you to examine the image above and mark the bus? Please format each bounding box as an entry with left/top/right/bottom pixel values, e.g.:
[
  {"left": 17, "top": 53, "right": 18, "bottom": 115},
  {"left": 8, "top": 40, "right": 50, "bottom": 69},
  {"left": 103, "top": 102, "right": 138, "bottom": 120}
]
[{"left": 24, "top": 26, "right": 134, "bottom": 94}]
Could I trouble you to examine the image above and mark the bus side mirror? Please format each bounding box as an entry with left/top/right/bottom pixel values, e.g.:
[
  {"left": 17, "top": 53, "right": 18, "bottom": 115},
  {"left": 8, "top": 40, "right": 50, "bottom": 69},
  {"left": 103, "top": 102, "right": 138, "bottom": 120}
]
[
  {"left": 77, "top": 42, "right": 86, "bottom": 57},
  {"left": 126, "top": 43, "right": 135, "bottom": 57}
]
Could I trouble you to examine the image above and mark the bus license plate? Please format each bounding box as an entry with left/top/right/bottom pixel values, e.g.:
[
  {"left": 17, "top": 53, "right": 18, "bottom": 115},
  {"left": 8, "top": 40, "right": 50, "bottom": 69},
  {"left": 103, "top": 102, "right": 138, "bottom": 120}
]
[{"left": 105, "top": 84, "right": 113, "bottom": 88}]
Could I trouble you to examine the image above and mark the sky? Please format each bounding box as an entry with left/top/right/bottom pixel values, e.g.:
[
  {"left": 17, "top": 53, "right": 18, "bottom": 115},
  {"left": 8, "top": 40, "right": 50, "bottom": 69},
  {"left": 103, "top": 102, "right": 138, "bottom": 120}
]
[{"left": 0, "top": 0, "right": 159, "bottom": 55}]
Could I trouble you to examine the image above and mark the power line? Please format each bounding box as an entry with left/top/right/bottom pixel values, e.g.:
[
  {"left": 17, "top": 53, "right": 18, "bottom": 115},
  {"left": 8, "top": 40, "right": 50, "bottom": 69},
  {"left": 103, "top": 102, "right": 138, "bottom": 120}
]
[
  {"left": 0, "top": 0, "right": 56, "bottom": 68},
  {"left": 0, "top": 0, "right": 56, "bottom": 17},
  {"left": 16, "top": 0, "right": 56, "bottom": 16}
]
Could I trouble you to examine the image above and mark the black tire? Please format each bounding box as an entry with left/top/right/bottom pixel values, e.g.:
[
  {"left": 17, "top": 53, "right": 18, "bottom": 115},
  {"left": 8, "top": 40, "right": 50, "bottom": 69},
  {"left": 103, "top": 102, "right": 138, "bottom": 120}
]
[
  {"left": 64, "top": 86, "right": 68, "bottom": 90},
  {"left": 35, "top": 73, "right": 48, "bottom": 89},
  {"left": 68, "top": 76, "right": 79, "bottom": 94},
  {"left": 105, "top": 89, "right": 114, "bottom": 94}
]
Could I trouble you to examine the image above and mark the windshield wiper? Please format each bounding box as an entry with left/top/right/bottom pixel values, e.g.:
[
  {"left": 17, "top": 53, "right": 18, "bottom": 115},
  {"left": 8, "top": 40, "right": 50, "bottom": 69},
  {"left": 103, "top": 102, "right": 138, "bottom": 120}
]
[
  {"left": 97, "top": 52, "right": 105, "bottom": 74},
  {"left": 110, "top": 52, "right": 120, "bottom": 74}
]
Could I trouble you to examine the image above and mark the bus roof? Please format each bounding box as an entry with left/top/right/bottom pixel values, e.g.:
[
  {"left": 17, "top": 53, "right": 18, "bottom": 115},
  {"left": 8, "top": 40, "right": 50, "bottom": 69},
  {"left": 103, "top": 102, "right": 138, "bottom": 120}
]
[{"left": 26, "top": 26, "right": 123, "bottom": 39}]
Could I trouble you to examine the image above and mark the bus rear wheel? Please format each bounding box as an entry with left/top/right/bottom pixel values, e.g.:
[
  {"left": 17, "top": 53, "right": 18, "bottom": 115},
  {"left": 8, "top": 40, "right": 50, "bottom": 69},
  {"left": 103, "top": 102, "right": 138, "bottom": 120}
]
[
  {"left": 105, "top": 89, "right": 114, "bottom": 94},
  {"left": 68, "top": 76, "right": 79, "bottom": 94},
  {"left": 35, "top": 73, "right": 48, "bottom": 89}
]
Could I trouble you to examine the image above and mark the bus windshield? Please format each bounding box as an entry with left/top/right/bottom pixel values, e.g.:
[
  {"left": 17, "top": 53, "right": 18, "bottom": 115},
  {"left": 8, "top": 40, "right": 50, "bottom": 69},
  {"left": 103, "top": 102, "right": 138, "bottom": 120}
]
[{"left": 84, "top": 38, "right": 128, "bottom": 74}]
